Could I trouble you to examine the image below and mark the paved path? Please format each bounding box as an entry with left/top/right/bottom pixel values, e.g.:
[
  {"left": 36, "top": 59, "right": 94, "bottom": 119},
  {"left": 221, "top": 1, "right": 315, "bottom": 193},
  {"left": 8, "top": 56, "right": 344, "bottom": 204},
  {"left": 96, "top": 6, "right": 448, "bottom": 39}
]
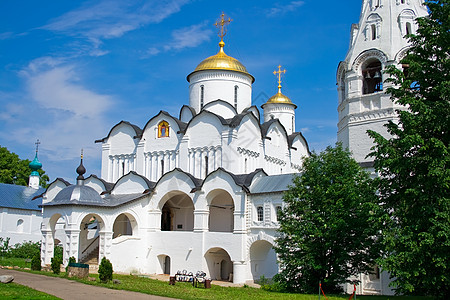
[{"left": 0, "top": 269, "right": 178, "bottom": 300}]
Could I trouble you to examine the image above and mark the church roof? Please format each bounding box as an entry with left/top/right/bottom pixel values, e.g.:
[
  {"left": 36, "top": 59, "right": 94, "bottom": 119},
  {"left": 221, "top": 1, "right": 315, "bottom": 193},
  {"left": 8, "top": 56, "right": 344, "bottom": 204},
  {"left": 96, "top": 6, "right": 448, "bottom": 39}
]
[
  {"left": 187, "top": 43, "right": 254, "bottom": 83},
  {"left": 0, "top": 183, "right": 44, "bottom": 211},
  {"left": 95, "top": 120, "right": 142, "bottom": 143},
  {"left": 249, "top": 173, "right": 298, "bottom": 195}
]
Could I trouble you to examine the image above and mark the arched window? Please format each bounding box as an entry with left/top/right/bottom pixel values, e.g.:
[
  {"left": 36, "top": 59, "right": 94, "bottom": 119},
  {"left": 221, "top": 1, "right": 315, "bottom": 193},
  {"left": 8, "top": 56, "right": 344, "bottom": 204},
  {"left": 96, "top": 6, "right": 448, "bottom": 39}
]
[
  {"left": 371, "top": 24, "right": 377, "bottom": 40},
  {"left": 257, "top": 206, "right": 264, "bottom": 222},
  {"left": 17, "top": 219, "right": 24, "bottom": 233},
  {"left": 200, "top": 85, "right": 204, "bottom": 109},
  {"left": 276, "top": 206, "right": 282, "bottom": 221},
  {"left": 363, "top": 61, "right": 383, "bottom": 95},
  {"left": 158, "top": 121, "right": 169, "bottom": 138},
  {"left": 234, "top": 85, "right": 238, "bottom": 110}
]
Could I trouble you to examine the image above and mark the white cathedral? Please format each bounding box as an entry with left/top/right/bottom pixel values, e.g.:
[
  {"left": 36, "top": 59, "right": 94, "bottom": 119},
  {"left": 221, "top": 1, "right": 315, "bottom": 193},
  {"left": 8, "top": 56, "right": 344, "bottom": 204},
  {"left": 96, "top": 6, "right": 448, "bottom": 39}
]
[{"left": 36, "top": 0, "right": 427, "bottom": 295}]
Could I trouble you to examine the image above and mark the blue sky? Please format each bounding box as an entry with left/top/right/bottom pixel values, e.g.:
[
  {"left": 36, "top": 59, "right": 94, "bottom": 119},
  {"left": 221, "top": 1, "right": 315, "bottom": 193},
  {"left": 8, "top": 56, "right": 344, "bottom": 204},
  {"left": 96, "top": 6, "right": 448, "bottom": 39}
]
[{"left": 0, "top": 0, "right": 363, "bottom": 183}]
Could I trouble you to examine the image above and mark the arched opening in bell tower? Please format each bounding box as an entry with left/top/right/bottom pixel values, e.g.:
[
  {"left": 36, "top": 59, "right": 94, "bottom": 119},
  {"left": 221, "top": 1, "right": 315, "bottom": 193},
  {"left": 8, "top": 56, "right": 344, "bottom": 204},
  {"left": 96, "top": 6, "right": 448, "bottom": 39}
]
[{"left": 362, "top": 60, "right": 383, "bottom": 95}]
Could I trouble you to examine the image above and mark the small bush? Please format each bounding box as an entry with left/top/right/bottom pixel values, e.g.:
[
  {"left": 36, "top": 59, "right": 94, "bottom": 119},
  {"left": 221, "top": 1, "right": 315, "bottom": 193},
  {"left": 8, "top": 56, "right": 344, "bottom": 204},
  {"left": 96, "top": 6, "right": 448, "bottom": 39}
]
[
  {"left": 98, "top": 257, "right": 113, "bottom": 283},
  {"left": 51, "top": 257, "right": 62, "bottom": 274},
  {"left": 66, "top": 256, "right": 76, "bottom": 273},
  {"left": 31, "top": 255, "right": 41, "bottom": 271}
]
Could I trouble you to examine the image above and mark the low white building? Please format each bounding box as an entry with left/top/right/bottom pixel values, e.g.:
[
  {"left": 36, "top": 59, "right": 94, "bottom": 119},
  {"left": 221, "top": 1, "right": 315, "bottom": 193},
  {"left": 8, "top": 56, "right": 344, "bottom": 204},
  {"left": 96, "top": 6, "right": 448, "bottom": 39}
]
[{"left": 0, "top": 183, "right": 44, "bottom": 245}]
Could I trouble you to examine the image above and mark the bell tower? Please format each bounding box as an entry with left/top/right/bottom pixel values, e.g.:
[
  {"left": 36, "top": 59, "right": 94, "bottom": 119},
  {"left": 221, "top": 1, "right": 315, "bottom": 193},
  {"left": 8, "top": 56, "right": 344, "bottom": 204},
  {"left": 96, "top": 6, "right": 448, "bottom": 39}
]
[{"left": 337, "top": 0, "right": 428, "bottom": 165}]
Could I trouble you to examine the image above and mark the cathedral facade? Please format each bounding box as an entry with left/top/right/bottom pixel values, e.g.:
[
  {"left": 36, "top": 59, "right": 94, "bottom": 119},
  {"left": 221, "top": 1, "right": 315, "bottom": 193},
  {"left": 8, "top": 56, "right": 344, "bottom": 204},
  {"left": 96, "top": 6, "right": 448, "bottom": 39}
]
[
  {"left": 37, "top": 0, "right": 428, "bottom": 293},
  {"left": 40, "top": 14, "right": 309, "bottom": 284}
]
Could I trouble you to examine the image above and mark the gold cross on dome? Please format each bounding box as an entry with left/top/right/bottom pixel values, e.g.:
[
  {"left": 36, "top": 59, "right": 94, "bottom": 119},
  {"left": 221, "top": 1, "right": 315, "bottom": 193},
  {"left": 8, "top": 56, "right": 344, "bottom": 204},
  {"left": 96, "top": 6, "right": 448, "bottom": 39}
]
[
  {"left": 273, "top": 65, "right": 286, "bottom": 91},
  {"left": 35, "top": 139, "right": 40, "bottom": 153},
  {"left": 81, "top": 149, "right": 84, "bottom": 159},
  {"left": 214, "top": 12, "right": 232, "bottom": 41}
]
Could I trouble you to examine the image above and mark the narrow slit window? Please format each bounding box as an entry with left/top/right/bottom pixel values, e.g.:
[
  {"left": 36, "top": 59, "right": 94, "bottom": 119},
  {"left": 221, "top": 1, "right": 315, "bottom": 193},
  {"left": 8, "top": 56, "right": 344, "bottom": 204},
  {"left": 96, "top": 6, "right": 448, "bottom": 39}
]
[
  {"left": 234, "top": 85, "right": 238, "bottom": 110},
  {"left": 371, "top": 24, "right": 377, "bottom": 40},
  {"left": 161, "top": 159, "right": 164, "bottom": 176},
  {"left": 205, "top": 156, "right": 209, "bottom": 176},
  {"left": 200, "top": 85, "right": 204, "bottom": 109}
]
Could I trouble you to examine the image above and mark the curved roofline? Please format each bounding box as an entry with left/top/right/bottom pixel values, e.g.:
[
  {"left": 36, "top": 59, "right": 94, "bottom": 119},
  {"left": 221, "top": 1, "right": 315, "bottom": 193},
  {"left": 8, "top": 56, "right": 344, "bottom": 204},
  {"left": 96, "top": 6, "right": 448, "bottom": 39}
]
[
  {"left": 142, "top": 110, "right": 187, "bottom": 135},
  {"left": 95, "top": 121, "right": 142, "bottom": 143},
  {"left": 261, "top": 119, "right": 289, "bottom": 140},
  {"left": 154, "top": 168, "right": 202, "bottom": 192},
  {"left": 242, "top": 106, "right": 260, "bottom": 121},
  {"left": 179, "top": 105, "right": 197, "bottom": 121},
  {"left": 288, "top": 132, "right": 312, "bottom": 155},
  {"left": 85, "top": 174, "right": 114, "bottom": 192},
  {"left": 182, "top": 110, "right": 229, "bottom": 134},
  {"left": 203, "top": 99, "right": 238, "bottom": 115},
  {"left": 199, "top": 167, "right": 267, "bottom": 193},
  {"left": 109, "top": 171, "right": 156, "bottom": 194},
  {"left": 41, "top": 177, "right": 72, "bottom": 197},
  {"left": 228, "top": 111, "right": 264, "bottom": 140}
]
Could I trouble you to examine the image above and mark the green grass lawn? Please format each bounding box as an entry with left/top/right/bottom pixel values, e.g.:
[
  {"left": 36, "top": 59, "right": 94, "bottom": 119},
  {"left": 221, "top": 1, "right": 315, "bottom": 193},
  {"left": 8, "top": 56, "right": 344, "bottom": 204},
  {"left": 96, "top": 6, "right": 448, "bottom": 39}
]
[
  {"left": 0, "top": 258, "right": 435, "bottom": 300},
  {"left": 0, "top": 282, "right": 60, "bottom": 299}
]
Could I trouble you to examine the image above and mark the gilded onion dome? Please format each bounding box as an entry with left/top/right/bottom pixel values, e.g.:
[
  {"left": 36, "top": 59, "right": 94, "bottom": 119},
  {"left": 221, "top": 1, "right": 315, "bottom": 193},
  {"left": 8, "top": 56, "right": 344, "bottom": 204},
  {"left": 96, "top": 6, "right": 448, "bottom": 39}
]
[
  {"left": 263, "top": 65, "right": 297, "bottom": 108},
  {"left": 188, "top": 13, "right": 254, "bottom": 82}
]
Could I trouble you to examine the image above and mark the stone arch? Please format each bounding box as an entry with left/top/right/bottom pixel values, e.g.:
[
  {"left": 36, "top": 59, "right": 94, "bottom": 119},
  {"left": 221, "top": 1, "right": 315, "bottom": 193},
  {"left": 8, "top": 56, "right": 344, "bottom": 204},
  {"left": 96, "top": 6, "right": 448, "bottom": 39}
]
[
  {"left": 249, "top": 240, "right": 278, "bottom": 281},
  {"left": 112, "top": 212, "right": 138, "bottom": 238},
  {"left": 206, "top": 189, "right": 235, "bottom": 233},
  {"left": 158, "top": 191, "right": 194, "bottom": 231},
  {"left": 78, "top": 213, "right": 106, "bottom": 264},
  {"left": 204, "top": 247, "right": 233, "bottom": 281},
  {"left": 352, "top": 49, "right": 388, "bottom": 73}
]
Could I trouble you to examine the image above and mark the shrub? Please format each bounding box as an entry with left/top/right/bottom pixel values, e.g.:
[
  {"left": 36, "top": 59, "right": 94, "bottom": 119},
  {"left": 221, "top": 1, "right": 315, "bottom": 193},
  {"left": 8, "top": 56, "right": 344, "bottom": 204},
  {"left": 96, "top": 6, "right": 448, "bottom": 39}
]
[
  {"left": 0, "top": 237, "right": 10, "bottom": 256},
  {"left": 31, "top": 255, "right": 41, "bottom": 271},
  {"left": 10, "top": 241, "right": 40, "bottom": 259},
  {"left": 51, "top": 257, "right": 62, "bottom": 274},
  {"left": 66, "top": 256, "right": 76, "bottom": 273},
  {"left": 98, "top": 257, "right": 113, "bottom": 283}
]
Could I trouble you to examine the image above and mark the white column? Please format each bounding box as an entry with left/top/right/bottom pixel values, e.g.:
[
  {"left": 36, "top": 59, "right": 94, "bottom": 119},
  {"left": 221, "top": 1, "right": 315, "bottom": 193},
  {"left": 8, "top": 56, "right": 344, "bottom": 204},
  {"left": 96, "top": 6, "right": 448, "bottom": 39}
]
[
  {"left": 41, "top": 230, "right": 54, "bottom": 265},
  {"left": 233, "top": 261, "right": 248, "bottom": 284},
  {"left": 64, "top": 229, "right": 80, "bottom": 266},
  {"left": 193, "top": 210, "right": 209, "bottom": 232},
  {"left": 99, "top": 231, "right": 113, "bottom": 260}
]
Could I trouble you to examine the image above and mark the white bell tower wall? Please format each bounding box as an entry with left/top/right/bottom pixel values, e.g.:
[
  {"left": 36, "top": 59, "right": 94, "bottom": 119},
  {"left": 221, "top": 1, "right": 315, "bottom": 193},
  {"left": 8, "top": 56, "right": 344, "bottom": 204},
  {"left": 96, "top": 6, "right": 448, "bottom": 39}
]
[{"left": 337, "top": 0, "right": 428, "bottom": 164}]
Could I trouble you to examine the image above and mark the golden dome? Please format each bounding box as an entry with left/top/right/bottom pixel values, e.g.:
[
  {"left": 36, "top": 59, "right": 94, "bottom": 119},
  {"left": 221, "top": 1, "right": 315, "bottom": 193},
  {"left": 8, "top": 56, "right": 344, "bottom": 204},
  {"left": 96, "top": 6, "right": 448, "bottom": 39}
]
[
  {"left": 263, "top": 91, "right": 297, "bottom": 108},
  {"left": 262, "top": 65, "right": 297, "bottom": 108},
  {"left": 188, "top": 41, "right": 255, "bottom": 82}
]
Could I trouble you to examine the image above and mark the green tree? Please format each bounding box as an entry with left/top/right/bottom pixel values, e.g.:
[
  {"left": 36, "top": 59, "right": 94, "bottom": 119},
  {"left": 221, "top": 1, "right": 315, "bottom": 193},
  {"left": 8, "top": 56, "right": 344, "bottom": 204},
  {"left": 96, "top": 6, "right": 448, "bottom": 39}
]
[
  {"left": 274, "top": 144, "right": 382, "bottom": 293},
  {"left": 367, "top": 1, "right": 449, "bottom": 298},
  {"left": 0, "top": 146, "right": 49, "bottom": 187}
]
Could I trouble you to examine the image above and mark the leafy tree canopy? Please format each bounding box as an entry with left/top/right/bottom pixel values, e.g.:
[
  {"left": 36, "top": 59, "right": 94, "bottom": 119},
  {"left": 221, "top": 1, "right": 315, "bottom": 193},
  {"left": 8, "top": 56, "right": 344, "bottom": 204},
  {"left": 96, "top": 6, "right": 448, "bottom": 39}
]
[
  {"left": 0, "top": 146, "right": 49, "bottom": 188},
  {"left": 274, "top": 144, "right": 382, "bottom": 294},
  {"left": 368, "top": 1, "right": 449, "bottom": 298}
]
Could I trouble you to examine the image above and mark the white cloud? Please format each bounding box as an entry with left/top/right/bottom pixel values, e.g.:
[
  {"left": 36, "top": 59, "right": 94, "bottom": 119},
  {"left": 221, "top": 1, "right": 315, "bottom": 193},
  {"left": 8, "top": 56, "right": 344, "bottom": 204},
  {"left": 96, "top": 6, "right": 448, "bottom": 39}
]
[
  {"left": 267, "top": 1, "right": 305, "bottom": 17},
  {"left": 147, "top": 23, "right": 212, "bottom": 56},
  {"left": 20, "top": 58, "right": 113, "bottom": 117},
  {"left": 0, "top": 56, "right": 116, "bottom": 178},
  {"left": 42, "top": 0, "right": 190, "bottom": 41}
]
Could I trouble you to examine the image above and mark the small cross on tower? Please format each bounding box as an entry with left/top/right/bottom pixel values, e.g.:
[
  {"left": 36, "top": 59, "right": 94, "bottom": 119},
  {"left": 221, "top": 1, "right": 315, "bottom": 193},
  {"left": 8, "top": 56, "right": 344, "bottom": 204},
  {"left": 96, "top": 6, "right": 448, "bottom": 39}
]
[
  {"left": 35, "top": 139, "right": 40, "bottom": 154},
  {"left": 273, "top": 65, "right": 286, "bottom": 93},
  {"left": 214, "top": 12, "right": 232, "bottom": 42}
]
